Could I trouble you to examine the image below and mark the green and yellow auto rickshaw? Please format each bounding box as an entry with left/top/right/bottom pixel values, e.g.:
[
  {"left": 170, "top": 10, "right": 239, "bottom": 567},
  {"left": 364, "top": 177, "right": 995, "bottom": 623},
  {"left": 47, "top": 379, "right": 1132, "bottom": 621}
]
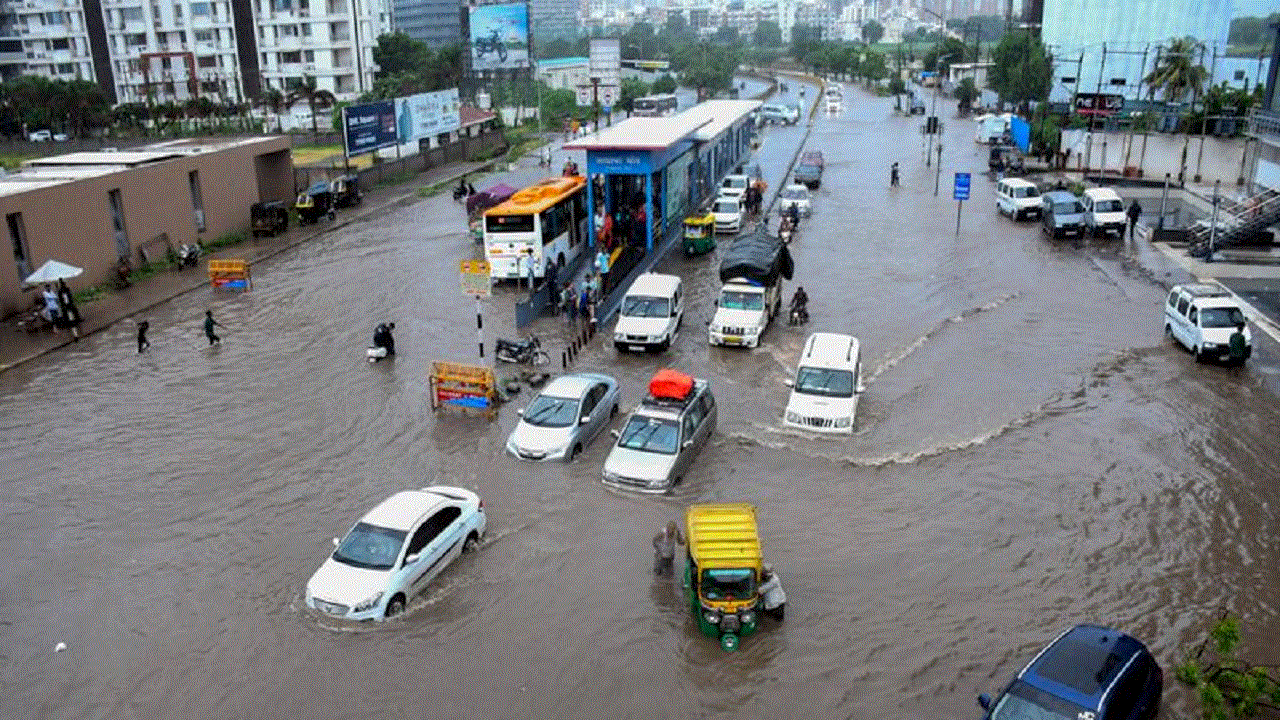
[
  {"left": 682, "top": 212, "right": 716, "bottom": 256},
  {"left": 685, "top": 503, "right": 765, "bottom": 651}
]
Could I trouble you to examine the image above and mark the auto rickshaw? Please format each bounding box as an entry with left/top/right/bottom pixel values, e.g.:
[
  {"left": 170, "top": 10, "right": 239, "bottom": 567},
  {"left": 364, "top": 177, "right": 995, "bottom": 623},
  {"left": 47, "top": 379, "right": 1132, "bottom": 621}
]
[
  {"left": 685, "top": 503, "right": 765, "bottom": 651},
  {"left": 250, "top": 200, "right": 289, "bottom": 237},
  {"left": 330, "top": 174, "right": 363, "bottom": 208},
  {"left": 682, "top": 212, "right": 715, "bottom": 256},
  {"left": 295, "top": 181, "right": 334, "bottom": 225}
]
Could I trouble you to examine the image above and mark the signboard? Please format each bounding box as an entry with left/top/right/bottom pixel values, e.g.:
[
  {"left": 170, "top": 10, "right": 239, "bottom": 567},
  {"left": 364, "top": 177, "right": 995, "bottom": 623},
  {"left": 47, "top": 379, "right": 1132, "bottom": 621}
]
[
  {"left": 468, "top": 2, "right": 530, "bottom": 71},
  {"left": 1074, "top": 93, "right": 1125, "bottom": 116},
  {"left": 589, "top": 38, "right": 621, "bottom": 87},
  {"left": 343, "top": 101, "right": 397, "bottom": 156},
  {"left": 429, "top": 362, "right": 498, "bottom": 417},
  {"left": 460, "top": 259, "right": 492, "bottom": 297},
  {"left": 576, "top": 83, "right": 620, "bottom": 108},
  {"left": 953, "top": 172, "right": 971, "bottom": 200},
  {"left": 397, "top": 88, "right": 461, "bottom": 144}
]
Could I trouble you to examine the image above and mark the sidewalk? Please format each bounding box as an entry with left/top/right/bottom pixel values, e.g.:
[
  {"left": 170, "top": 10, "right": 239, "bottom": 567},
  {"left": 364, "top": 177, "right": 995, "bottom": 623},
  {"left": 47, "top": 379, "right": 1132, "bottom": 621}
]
[{"left": 0, "top": 152, "right": 510, "bottom": 373}]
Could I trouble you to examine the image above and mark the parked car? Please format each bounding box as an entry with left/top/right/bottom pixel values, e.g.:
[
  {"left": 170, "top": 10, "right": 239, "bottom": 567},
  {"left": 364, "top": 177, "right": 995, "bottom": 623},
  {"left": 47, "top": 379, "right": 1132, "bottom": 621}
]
[
  {"left": 1164, "top": 282, "right": 1252, "bottom": 363},
  {"left": 996, "top": 178, "right": 1041, "bottom": 221},
  {"left": 978, "top": 625, "right": 1162, "bottom": 720},
  {"left": 27, "top": 130, "right": 52, "bottom": 142},
  {"left": 305, "top": 486, "right": 485, "bottom": 620},
  {"left": 1041, "top": 190, "right": 1085, "bottom": 239},
  {"left": 777, "top": 184, "right": 812, "bottom": 217},
  {"left": 719, "top": 174, "right": 750, "bottom": 199},
  {"left": 711, "top": 194, "right": 743, "bottom": 235},
  {"left": 1082, "top": 187, "right": 1128, "bottom": 237},
  {"left": 602, "top": 370, "right": 717, "bottom": 493},
  {"left": 793, "top": 160, "right": 823, "bottom": 190},
  {"left": 506, "top": 372, "right": 620, "bottom": 462},
  {"left": 613, "top": 273, "right": 684, "bottom": 352},
  {"left": 783, "top": 332, "right": 863, "bottom": 433}
]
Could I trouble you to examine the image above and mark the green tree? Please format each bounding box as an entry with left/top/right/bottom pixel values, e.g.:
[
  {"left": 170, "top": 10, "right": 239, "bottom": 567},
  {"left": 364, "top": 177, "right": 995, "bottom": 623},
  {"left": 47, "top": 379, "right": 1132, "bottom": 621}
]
[
  {"left": 372, "top": 32, "right": 431, "bottom": 78},
  {"left": 955, "top": 77, "right": 978, "bottom": 113},
  {"left": 713, "top": 25, "right": 739, "bottom": 44},
  {"left": 862, "top": 20, "right": 884, "bottom": 44},
  {"left": 791, "top": 25, "right": 823, "bottom": 62},
  {"left": 286, "top": 74, "right": 338, "bottom": 134},
  {"left": 860, "top": 50, "right": 887, "bottom": 84},
  {"left": 618, "top": 77, "right": 651, "bottom": 113},
  {"left": 754, "top": 21, "right": 782, "bottom": 47},
  {"left": 988, "top": 30, "right": 1053, "bottom": 107},
  {"left": 256, "top": 88, "right": 286, "bottom": 132},
  {"left": 622, "top": 22, "right": 658, "bottom": 59},
  {"left": 1145, "top": 36, "right": 1208, "bottom": 103},
  {"left": 1176, "top": 615, "right": 1280, "bottom": 720},
  {"left": 652, "top": 74, "right": 677, "bottom": 94},
  {"left": 925, "top": 37, "right": 972, "bottom": 71},
  {"left": 1228, "top": 13, "right": 1280, "bottom": 48}
]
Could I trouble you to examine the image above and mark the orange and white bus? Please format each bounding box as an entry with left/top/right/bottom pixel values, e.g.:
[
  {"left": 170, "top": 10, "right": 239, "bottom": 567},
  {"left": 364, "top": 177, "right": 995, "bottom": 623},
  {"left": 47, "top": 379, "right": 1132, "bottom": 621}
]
[{"left": 483, "top": 176, "right": 589, "bottom": 281}]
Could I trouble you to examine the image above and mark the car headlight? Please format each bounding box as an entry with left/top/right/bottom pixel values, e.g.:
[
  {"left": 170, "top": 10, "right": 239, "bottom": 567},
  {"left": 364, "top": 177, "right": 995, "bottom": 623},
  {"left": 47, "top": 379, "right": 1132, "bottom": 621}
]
[
  {"left": 1202, "top": 342, "right": 1218, "bottom": 348},
  {"left": 709, "top": 323, "right": 722, "bottom": 334},
  {"left": 745, "top": 326, "right": 759, "bottom": 336},
  {"left": 648, "top": 477, "right": 665, "bottom": 488},
  {"left": 352, "top": 592, "right": 383, "bottom": 612},
  {"left": 613, "top": 332, "right": 625, "bottom": 341},
  {"left": 834, "top": 416, "right": 851, "bottom": 428},
  {"left": 704, "top": 611, "right": 721, "bottom": 625},
  {"left": 785, "top": 410, "right": 801, "bottom": 423},
  {"left": 740, "top": 611, "right": 756, "bottom": 625}
]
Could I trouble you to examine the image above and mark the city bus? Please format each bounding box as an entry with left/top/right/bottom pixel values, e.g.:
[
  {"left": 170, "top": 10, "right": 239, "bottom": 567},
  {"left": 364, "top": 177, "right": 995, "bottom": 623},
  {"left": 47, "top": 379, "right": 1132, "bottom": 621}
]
[
  {"left": 632, "top": 94, "right": 678, "bottom": 117},
  {"left": 483, "top": 176, "right": 589, "bottom": 281}
]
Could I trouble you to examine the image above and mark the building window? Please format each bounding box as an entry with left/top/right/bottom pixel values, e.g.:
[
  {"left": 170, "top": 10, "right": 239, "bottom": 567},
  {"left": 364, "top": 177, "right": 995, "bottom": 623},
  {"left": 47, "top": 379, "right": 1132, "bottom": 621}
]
[
  {"left": 198, "top": 55, "right": 217, "bottom": 67},
  {"left": 57, "top": 63, "right": 74, "bottom": 74},
  {"left": 51, "top": 38, "right": 69, "bottom": 50},
  {"left": 194, "top": 29, "right": 212, "bottom": 42},
  {"left": 192, "top": 2, "right": 211, "bottom": 15},
  {"left": 127, "top": 33, "right": 147, "bottom": 47},
  {"left": 279, "top": 24, "right": 298, "bottom": 37},
  {"left": 281, "top": 50, "right": 301, "bottom": 64},
  {"left": 121, "top": 7, "right": 143, "bottom": 21}
]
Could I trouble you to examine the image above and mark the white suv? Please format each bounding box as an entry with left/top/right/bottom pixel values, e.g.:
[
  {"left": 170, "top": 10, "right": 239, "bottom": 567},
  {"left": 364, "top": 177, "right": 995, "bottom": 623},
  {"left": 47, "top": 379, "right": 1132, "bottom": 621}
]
[
  {"left": 783, "top": 332, "right": 863, "bottom": 433},
  {"left": 613, "top": 273, "right": 684, "bottom": 352},
  {"left": 1164, "top": 283, "right": 1252, "bottom": 363}
]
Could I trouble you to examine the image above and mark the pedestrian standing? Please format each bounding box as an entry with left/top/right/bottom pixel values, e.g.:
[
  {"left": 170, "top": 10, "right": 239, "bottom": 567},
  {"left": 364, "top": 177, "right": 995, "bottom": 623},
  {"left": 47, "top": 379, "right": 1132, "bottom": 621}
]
[
  {"left": 136, "top": 320, "right": 150, "bottom": 353},
  {"left": 41, "top": 283, "right": 61, "bottom": 330},
  {"left": 652, "top": 521, "right": 685, "bottom": 576},
  {"left": 578, "top": 284, "right": 591, "bottom": 324},
  {"left": 595, "top": 247, "right": 610, "bottom": 284},
  {"left": 563, "top": 283, "right": 577, "bottom": 320},
  {"left": 525, "top": 248, "right": 536, "bottom": 289},
  {"left": 56, "top": 278, "right": 81, "bottom": 340},
  {"left": 546, "top": 257, "right": 558, "bottom": 296},
  {"left": 203, "top": 309, "right": 222, "bottom": 346},
  {"left": 890, "top": 162, "right": 900, "bottom": 187},
  {"left": 1127, "top": 199, "right": 1142, "bottom": 239}
]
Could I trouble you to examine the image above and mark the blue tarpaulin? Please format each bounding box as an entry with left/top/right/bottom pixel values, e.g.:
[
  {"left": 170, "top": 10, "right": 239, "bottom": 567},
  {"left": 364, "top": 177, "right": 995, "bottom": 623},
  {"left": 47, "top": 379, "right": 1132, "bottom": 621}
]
[{"left": 1011, "top": 117, "right": 1031, "bottom": 153}]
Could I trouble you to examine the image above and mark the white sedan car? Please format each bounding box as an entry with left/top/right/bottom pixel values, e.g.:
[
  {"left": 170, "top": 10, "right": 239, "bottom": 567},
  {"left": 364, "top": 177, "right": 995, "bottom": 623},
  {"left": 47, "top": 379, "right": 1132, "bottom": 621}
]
[
  {"left": 778, "top": 184, "right": 812, "bottom": 217},
  {"left": 305, "top": 486, "right": 485, "bottom": 620}
]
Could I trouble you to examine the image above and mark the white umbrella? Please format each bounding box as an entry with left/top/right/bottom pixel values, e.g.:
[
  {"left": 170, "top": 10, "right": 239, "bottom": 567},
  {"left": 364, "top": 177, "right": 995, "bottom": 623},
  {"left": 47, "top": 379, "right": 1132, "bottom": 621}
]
[{"left": 24, "top": 259, "right": 83, "bottom": 285}]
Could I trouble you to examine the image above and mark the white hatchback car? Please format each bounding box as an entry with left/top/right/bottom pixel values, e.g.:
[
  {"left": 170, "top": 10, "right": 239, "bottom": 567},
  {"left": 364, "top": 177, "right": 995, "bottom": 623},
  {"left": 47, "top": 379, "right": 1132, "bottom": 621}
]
[
  {"left": 719, "top": 174, "right": 750, "bottom": 199},
  {"left": 783, "top": 333, "right": 864, "bottom": 433},
  {"left": 778, "top": 184, "right": 812, "bottom": 217},
  {"left": 306, "top": 486, "right": 485, "bottom": 620}
]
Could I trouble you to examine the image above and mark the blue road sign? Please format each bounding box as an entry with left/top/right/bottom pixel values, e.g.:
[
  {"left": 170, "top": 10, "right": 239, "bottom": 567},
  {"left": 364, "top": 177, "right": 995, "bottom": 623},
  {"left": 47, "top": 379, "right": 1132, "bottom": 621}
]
[{"left": 954, "top": 172, "right": 971, "bottom": 200}]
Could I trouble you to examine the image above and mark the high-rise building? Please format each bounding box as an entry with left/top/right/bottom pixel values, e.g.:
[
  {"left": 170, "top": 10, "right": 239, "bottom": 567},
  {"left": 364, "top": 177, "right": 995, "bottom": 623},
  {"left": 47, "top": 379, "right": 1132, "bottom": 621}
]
[
  {"left": 392, "top": 0, "right": 460, "bottom": 48},
  {"left": 530, "top": 0, "right": 579, "bottom": 49},
  {"left": 1040, "top": 0, "right": 1234, "bottom": 103},
  {"left": 0, "top": 0, "right": 391, "bottom": 105}
]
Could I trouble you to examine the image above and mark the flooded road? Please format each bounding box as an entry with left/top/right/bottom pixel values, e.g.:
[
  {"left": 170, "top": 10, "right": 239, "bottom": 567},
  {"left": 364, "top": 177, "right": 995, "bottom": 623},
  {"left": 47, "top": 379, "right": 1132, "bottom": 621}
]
[{"left": 3, "top": 82, "right": 1280, "bottom": 720}]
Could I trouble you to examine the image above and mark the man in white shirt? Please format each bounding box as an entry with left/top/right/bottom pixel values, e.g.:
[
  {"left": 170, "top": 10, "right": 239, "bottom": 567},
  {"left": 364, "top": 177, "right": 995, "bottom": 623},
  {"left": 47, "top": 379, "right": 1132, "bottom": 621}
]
[{"left": 760, "top": 564, "right": 786, "bottom": 620}]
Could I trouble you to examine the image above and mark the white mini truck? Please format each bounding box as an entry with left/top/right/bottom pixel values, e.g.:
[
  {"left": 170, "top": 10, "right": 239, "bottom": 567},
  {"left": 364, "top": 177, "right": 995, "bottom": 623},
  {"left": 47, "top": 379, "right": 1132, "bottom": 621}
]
[{"left": 709, "top": 229, "right": 792, "bottom": 348}]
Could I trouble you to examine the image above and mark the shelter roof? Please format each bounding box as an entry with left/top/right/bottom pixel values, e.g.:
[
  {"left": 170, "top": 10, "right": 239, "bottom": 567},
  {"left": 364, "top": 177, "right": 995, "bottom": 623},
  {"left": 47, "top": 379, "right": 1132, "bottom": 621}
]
[{"left": 565, "top": 99, "right": 760, "bottom": 151}]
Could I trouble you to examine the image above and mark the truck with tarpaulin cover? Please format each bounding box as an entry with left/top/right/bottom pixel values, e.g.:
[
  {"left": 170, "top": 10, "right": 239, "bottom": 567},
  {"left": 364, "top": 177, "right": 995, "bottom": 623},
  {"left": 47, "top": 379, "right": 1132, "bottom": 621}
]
[{"left": 708, "top": 229, "right": 793, "bottom": 347}]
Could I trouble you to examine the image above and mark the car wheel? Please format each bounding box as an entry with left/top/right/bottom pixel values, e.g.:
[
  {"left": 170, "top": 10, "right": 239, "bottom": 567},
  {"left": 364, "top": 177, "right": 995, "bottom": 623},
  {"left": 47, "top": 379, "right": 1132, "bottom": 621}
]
[
  {"left": 610, "top": 403, "right": 618, "bottom": 418},
  {"left": 569, "top": 443, "right": 582, "bottom": 461},
  {"left": 464, "top": 532, "right": 480, "bottom": 553},
  {"left": 1194, "top": 346, "right": 1207, "bottom": 363},
  {"left": 385, "top": 594, "right": 406, "bottom": 618},
  {"left": 1164, "top": 324, "right": 1173, "bottom": 341}
]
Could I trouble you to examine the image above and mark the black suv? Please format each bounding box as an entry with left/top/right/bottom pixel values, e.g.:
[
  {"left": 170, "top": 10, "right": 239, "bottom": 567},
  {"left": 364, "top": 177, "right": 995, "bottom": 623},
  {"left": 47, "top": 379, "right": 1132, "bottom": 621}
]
[{"left": 979, "top": 625, "right": 1162, "bottom": 720}]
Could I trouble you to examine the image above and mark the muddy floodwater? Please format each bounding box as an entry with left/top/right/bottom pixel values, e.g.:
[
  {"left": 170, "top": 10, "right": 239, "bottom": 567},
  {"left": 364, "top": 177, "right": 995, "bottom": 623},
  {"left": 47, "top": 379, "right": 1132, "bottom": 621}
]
[{"left": 3, "top": 83, "right": 1279, "bottom": 720}]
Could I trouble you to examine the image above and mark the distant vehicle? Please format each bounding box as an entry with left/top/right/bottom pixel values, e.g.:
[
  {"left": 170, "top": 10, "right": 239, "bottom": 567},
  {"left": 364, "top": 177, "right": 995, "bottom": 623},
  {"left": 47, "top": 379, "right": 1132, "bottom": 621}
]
[
  {"left": 632, "top": 94, "right": 678, "bottom": 117},
  {"left": 602, "top": 370, "right": 717, "bottom": 493},
  {"left": 27, "top": 130, "right": 52, "bottom": 142},
  {"left": 975, "top": 113, "right": 1013, "bottom": 144},
  {"left": 759, "top": 104, "right": 799, "bottom": 125},
  {"left": 793, "top": 159, "right": 823, "bottom": 190},
  {"left": 719, "top": 174, "right": 750, "bottom": 199},
  {"left": 777, "top": 184, "right": 811, "bottom": 217},
  {"left": 506, "top": 372, "right": 620, "bottom": 462},
  {"left": 305, "top": 486, "right": 486, "bottom": 620},
  {"left": 995, "top": 178, "right": 1041, "bottom": 221},
  {"left": 800, "top": 151, "right": 824, "bottom": 168},
  {"left": 483, "top": 176, "right": 589, "bottom": 281},
  {"left": 978, "top": 625, "right": 1162, "bottom": 720},
  {"left": 1082, "top": 187, "right": 1127, "bottom": 238}
]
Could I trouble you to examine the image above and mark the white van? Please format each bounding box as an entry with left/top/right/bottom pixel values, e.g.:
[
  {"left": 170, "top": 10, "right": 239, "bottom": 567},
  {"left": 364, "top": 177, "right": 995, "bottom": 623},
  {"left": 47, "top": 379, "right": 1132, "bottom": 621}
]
[
  {"left": 1082, "top": 188, "right": 1128, "bottom": 237},
  {"left": 783, "top": 332, "right": 863, "bottom": 433},
  {"left": 996, "top": 178, "right": 1042, "bottom": 221},
  {"left": 613, "top": 273, "right": 684, "bottom": 353},
  {"left": 1164, "top": 283, "right": 1252, "bottom": 363}
]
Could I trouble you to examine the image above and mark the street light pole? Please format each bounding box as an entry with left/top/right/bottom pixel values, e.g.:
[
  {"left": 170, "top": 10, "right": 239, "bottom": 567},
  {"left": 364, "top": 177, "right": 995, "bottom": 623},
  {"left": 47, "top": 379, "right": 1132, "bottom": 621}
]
[
  {"left": 590, "top": 76, "right": 600, "bottom": 132},
  {"left": 926, "top": 53, "right": 956, "bottom": 168}
]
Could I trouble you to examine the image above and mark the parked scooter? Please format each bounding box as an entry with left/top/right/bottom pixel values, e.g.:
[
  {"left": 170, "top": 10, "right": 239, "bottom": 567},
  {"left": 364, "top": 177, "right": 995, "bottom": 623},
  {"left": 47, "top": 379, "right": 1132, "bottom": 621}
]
[
  {"left": 175, "top": 242, "right": 203, "bottom": 270},
  {"left": 496, "top": 334, "right": 549, "bottom": 365}
]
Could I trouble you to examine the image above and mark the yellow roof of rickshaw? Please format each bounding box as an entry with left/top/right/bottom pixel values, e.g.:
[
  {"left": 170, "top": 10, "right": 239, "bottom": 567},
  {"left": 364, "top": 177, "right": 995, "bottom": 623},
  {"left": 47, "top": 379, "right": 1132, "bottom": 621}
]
[
  {"left": 685, "top": 212, "right": 714, "bottom": 224},
  {"left": 685, "top": 503, "right": 760, "bottom": 569}
]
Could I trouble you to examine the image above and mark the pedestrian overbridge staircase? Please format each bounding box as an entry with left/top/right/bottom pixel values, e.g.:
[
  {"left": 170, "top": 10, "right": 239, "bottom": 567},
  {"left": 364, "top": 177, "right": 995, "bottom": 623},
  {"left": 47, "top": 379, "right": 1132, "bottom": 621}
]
[{"left": 1187, "top": 189, "right": 1280, "bottom": 258}]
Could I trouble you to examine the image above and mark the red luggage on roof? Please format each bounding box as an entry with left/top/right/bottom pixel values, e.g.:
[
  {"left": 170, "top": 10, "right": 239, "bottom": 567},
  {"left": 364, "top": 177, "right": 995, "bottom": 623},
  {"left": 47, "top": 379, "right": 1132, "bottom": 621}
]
[{"left": 649, "top": 369, "right": 694, "bottom": 400}]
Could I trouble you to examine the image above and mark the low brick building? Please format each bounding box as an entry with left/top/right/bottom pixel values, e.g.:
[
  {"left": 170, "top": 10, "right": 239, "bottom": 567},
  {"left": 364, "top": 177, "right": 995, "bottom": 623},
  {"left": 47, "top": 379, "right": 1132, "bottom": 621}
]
[{"left": 2, "top": 136, "right": 292, "bottom": 317}]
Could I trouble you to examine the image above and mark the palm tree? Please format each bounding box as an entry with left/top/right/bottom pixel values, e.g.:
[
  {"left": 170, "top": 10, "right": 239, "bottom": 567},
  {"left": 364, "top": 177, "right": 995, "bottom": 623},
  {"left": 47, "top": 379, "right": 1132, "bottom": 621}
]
[
  {"left": 285, "top": 74, "right": 337, "bottom": 135},
  {"left": 256, "top": 88, "right": 286, "bottom": 132},
  {"left": 1145, "top": 37, "right": 1208, "bottom": 103}
]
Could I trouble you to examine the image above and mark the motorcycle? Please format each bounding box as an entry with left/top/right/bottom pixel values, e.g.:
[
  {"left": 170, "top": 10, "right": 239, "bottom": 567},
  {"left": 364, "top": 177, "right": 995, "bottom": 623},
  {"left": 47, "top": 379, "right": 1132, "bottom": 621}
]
[
  {"left": 778, "top": 216, "right": 795, "bottom": 244},
  {"left": 175, "top": 243, "right": 202, "bottom": 271},
  {"left": 496, "top": 335, "right": 549, "bottom": 365},
  {"left": 788, "top": 300, "right": 809, "bottom": 326},
  {"left": 474, "top": 30, "right": 508, "bottom": 63}
]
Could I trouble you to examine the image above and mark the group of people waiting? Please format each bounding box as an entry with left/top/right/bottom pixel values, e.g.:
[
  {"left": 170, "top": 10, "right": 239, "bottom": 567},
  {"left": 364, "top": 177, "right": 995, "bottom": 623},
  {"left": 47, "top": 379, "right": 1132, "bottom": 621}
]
[{"left": 31, "top": 280, "right": 82, "bottom": 339}]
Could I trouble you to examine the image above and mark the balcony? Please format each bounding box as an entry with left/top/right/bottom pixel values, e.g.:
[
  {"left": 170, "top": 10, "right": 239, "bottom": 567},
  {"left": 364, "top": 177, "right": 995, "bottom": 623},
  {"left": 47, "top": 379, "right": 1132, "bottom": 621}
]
[{"left": 1250, "top": 108, "right": 1280, "bottom": 146}]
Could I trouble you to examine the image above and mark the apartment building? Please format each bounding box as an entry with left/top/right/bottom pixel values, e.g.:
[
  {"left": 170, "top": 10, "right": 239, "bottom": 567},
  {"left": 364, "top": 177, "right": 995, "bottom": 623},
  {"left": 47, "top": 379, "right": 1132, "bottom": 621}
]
[
  {"left": 0, "top": 0, "right": 389, "bottom": 106},
  {"left": 391, "top": 0, "right": 458, "bottom": 48},
  {"left": 530, "top": 0, "right": 580, "bottom": 48}
]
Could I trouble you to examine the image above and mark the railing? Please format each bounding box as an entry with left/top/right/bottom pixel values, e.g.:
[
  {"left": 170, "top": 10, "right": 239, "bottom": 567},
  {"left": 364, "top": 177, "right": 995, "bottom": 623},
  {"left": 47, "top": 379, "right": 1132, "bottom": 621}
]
[{"left": 1249, "top": 108, "right": 1280, "bottom": 140}]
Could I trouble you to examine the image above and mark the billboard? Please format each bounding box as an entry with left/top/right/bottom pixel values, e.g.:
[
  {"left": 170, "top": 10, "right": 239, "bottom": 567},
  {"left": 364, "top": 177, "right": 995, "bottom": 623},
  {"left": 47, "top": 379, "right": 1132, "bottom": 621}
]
[
  {"left": 468, "top": 2, "right": 530, "bottom": 71},
  {"left": 343, "top": 100, "right": 397, "bottom": 157},
  {"left": 1074, "top": 93, "right": 1125, "bottom": 116},
  {"left": 397, "top": 88, "right": 461, "bottom": 144}
]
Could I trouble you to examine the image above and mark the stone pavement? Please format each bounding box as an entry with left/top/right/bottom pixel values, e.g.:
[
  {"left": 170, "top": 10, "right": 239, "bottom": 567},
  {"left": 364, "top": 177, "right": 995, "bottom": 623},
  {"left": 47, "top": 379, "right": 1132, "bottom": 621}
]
[{"left": 0, "top": 144, "right": 549, "bottom": 373}]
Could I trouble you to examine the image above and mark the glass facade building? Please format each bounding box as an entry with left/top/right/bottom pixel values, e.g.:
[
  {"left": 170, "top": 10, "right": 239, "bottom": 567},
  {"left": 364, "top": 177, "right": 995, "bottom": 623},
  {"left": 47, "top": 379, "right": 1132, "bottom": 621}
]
[
  {"left": 1041, "top": 0, "right": 1235, "bottom": 102},
  {"left": 393, "top": 0, "right": 463, "bottom": 48}
]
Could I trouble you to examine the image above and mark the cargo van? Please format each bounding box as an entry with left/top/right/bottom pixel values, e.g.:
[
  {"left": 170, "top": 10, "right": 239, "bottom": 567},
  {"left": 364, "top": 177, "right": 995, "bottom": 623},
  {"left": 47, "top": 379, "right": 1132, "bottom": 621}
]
[
  {"left": 995, "top": 178, "right": 1041, "bottom": 221},
  {"left": 1082, "top": 188, "right": 1127, "bottom": 237},
  {"left": 613, "top": 273, "right": 684, "bottom": 353}
]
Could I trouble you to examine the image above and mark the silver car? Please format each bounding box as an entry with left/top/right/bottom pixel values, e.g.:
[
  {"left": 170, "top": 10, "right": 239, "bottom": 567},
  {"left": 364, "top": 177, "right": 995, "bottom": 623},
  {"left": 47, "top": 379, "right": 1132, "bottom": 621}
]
[
  {"left": 506, "top": 373, "right": 620, "bottom": 462},
  {"left": 601, "top": 378, "right": 717, "bottom": 493}
]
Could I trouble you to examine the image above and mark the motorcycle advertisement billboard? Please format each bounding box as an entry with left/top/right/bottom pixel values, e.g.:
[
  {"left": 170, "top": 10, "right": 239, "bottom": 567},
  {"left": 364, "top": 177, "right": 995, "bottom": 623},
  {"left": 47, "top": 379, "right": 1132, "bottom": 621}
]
[
  {"left": 342, "top": 100, "right": 398, "bottom": 157},
  {"left": 468, "top": 2, "right": 530, "bottom": 71},
  {"left": 396, "top": 88, "right": 461, "bottom": 144}
]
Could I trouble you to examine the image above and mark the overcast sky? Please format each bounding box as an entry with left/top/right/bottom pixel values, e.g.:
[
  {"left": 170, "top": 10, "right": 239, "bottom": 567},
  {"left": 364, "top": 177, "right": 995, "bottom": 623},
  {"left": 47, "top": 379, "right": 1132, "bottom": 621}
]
[{"left": 1233, "top": 0, "right": 1278, "bottom": 18}]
